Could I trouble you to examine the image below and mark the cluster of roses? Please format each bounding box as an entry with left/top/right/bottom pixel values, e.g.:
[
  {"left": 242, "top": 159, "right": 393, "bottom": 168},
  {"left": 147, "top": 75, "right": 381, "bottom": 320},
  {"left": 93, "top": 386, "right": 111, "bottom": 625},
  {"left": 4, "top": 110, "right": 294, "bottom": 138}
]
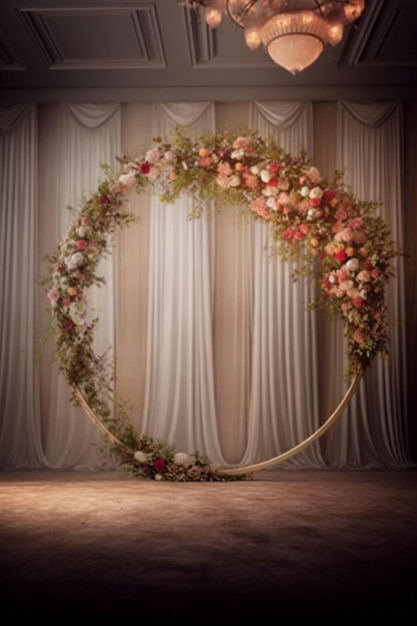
[
  {"left": 114, "top": 133, "right": 391, "bottom": 373},
  {"left": 131, "top": 445, "right": 226, "bottom": 481},
  {"left": 46, "top": 186, "right": 128, "bottom": 389}
]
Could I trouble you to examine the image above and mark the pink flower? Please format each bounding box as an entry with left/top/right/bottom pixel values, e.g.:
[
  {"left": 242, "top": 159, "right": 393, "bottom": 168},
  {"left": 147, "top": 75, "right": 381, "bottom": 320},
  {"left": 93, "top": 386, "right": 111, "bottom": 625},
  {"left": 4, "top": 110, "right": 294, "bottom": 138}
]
[
  {"left": 371, "top": 268, "right": 380, "bottom": 278},
  {"left": 278, "top": 178, "right": 290, "bottom": 190},
  {"left": 77, "top": 239, "right": 88, "bottom": 251},
  {"left": 198, "top": 156, "right": 214, "bottom": 167},
  {"left": 250, "top": 197, "right": 270, "bottom": 219},
  {"left": 340, "top": 228, "right": 353, "bottom": 242},
  {"left": 352, "top": 297, "right": 364, "bottom": 308},
  {"left": 352, "top": 231, "right": 367, "bottom": 245},
  {"left": 81, "top": 217, "right": 90, "bottom": 226},
  {"left": 357, "top": 270, "right": 371, "bottom": 282},
  {"left": 217, "top": 162, "right": 232, "bottom": 176},
  {"left": 335, "top": 208, "right": 348, "bottom": 221},
  {"left": 306, "top": 166, "right": 321, "bottom": 183},
  {"left": 243, "top": 174, "right": 258, "bottom": 189},
  {"left": 353, "top": 329, "right": 365, "bottom": 343},
  {"left": 233, "top": 136, "right": 249, "bottom": 149},
  {"left": 269, "top": 161, "right": 281, "bottom": 173},
  {"left": 48, "top": 287, "right": 60, "bottom": 303},
  {"left": 349, "top": 217, "right": 363, "bottom": 230}
]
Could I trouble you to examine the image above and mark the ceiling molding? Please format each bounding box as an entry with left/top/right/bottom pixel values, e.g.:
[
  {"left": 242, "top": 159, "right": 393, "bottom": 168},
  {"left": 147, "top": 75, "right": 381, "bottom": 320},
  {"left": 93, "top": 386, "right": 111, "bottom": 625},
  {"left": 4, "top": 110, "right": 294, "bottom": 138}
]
[
  {"left": 0, "top": 0, "right": 416, "bottom": 103},
  {"left": 17, "top": 5, "right": 166, "bottom": 70}
]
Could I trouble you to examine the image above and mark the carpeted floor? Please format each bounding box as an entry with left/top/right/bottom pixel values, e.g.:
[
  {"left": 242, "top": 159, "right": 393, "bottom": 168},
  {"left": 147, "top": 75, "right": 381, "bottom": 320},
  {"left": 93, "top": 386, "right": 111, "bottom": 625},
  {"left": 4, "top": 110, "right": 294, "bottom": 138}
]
[{"left": 1, "top": 468, "right": 416, "bottom": 618}]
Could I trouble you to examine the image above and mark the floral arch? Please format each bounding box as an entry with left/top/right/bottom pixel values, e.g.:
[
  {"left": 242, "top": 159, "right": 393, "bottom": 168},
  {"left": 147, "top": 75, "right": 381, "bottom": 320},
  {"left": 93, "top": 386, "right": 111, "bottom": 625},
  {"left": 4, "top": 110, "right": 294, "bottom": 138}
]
[{"left": 46, "top": 129, "right": 397, "bottom": 480}]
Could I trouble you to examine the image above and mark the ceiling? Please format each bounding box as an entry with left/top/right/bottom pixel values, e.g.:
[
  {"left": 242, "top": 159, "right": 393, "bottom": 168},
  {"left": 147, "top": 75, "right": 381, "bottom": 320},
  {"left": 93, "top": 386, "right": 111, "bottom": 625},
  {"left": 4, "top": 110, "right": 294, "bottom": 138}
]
[{"left": 1, "top": 0, "right": 417, "bottom": 104}]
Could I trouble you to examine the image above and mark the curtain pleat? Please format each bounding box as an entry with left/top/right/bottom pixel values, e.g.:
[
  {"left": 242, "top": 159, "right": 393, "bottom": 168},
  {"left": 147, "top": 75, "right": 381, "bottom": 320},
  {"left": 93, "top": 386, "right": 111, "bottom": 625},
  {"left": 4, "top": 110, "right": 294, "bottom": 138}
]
[
  {"left": 38, "top": 103, "right": 121, "bottom": 468},
  {"left": 0, "top": 104, "right": 47, "bottom": 467},
  {"left": 141, "top": 102, "right": 227, "bottom": 465},
  {"left": 238, "top": 102, "right": 324, "bottom": 467},
  {"left": 324, "top": 101, "right": 410, "bottom": 466}
]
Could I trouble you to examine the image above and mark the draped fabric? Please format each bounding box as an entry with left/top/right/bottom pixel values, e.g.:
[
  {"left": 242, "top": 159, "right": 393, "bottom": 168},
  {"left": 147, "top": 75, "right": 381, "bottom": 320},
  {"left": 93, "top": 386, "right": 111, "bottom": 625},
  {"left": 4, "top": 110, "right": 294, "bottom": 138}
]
[
  {"left": 141, "top": 102, "right": 227, "bottom": 465},
  {"left": 0, "top": 100, "right": 413, "bottom": 470},
  {"left": 239, "top": 102, "right": 324, "bottom": 466},
  {"left": 0, "top": 105, "right": 47, "bottom": 467},
  {"left": 323, "top": 101, "right": 409, "bottom": 466},
  {"left": 37, "top": 104, "right": 121, "bottom": 468}
]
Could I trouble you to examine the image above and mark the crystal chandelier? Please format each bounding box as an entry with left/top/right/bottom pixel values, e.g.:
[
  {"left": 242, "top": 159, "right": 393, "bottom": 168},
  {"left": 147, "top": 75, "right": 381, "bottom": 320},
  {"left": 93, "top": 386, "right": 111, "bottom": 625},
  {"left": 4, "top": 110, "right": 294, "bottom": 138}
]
[{"left": 183, "top": 1, "right": 365, "bottom": 74}]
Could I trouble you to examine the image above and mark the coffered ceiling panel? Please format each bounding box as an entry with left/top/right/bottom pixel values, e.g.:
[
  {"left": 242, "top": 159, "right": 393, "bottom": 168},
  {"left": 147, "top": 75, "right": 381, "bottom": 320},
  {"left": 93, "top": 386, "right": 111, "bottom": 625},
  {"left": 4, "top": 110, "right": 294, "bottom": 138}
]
[{"left": 17, "top": 6, "right": 165, "bottom": 69}]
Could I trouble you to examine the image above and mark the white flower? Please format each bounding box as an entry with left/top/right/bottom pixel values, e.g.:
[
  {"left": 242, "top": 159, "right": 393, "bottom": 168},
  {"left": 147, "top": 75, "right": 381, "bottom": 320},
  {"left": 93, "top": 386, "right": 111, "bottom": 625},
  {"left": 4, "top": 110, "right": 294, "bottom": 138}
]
[
  {"left": 145, "top": 147, "right": 162, "bottom": 164},
  {"left": 70, "top": 312, "right": 85, "bottom": 326},
  {"left": 118, "top": 172, "right": 136, "bottom": 188},
  {"left": 307, "top": 208, "right": 317, "bottom": 221},
  {"left": 345, "top": 258, "right": 359, "bottom": 272},
  {"left": 309, "top": 186, "right": 323, "bottom": 200},
  {"left": 65, "top": 252, "right": 85, "bottom": 271},
  {"left": 69, "top": 301, "right": 85, "bottom": 320},
  {"left": 173, "top": 452, "right": 192, "bottom": 467},
  {"left": 76, "top": 226, "right": 90, "bottom": 238},
  {"left": 228, "top": 174, "right": 241, "bottom": 187},
  {"left": 250, "top": 165, "right": 260, "bottom": 175},
  {"left": 164, "top": 150, "right": 174, "bottom": 162},
  {"left": 134, "top": 450, "right": 148, "bottom": 463},
  {"left": 300, "top": 185, "right": 310, "bottom": 198},
  {"left": 154, "top": 473, "right": 163, "bottom": 481},
  {"left": 260, "top": 169, "right": 272, "bottom": 183},
  {"left": 231, "top": 148, "right": 244, "bottom": 160}
]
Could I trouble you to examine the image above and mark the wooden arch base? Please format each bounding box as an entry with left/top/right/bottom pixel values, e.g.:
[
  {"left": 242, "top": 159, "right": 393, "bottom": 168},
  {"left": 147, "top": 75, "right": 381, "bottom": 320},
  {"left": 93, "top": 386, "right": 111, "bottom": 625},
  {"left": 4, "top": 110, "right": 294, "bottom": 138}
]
[{"left": 73, "top": 370, "right": 362, "bottom": 477}]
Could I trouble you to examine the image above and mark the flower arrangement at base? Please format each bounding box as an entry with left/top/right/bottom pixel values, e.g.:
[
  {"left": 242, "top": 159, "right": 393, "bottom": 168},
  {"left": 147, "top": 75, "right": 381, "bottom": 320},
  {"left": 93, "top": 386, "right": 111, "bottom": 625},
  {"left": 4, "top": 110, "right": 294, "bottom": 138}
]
[{"left": 45, "top": 128, "right": 399, "bottom": 480}]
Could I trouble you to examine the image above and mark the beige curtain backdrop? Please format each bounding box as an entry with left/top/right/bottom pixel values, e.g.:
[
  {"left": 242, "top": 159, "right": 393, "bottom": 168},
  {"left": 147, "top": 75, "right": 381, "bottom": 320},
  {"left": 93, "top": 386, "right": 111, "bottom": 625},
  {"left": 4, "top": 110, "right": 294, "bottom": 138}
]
[{"left": 1, "top": 100, "right": 415, "bottom": 469}]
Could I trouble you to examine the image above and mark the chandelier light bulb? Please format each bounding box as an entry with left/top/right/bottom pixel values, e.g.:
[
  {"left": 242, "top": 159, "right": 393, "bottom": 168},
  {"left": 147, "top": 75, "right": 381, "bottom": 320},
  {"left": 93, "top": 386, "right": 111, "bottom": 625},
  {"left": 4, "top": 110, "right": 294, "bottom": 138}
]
[
  {"left": 244, "top": 26, "right": 261, "bottom": 50},
  {"left": 205, "top": 7, "right": 223, "bottom": 28}
]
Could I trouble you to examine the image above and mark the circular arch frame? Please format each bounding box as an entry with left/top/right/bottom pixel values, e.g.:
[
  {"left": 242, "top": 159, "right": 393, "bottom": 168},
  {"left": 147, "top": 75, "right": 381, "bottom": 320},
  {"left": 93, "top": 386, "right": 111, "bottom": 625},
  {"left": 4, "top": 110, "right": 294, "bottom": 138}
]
[{"left": 46, "top": 129, "right": 395, "bottom": 480}]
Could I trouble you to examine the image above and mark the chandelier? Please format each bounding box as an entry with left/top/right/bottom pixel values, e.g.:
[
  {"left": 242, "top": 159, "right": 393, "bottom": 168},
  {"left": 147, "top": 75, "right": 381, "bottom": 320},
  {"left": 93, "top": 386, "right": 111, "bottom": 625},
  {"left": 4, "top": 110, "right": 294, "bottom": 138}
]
[{"left": 182, "top": 1, "right": 365, "bottom": 74}]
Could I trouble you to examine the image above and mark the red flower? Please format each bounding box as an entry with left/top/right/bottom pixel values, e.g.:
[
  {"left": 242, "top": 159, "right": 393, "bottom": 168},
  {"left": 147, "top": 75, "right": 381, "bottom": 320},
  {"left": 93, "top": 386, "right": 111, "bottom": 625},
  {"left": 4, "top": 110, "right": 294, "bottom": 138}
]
[
  {"left": 352, "top": 297, "right": 364, "bottom": 308},
  {"left": 334, "top": 250, "right": 348, "bottom": 262},
  {"left": 269, "top": 161, "right": 281, "bottom": 173},
  {"left": 140, "top": 162, "right": 150, "bottom": 174},
  {"left": 153, "top": 458, "right": 166, "bottom": 473},
  {"left": 310, "top": 197, "right": 321, "bottom": 207},
  {"left": 64, "top": 320, "right": 74, "bottom": 331},
  {"left": 77, "top": 239, "right": 88, "bottom": 250},
  {"left": 323, "top": 190, "right": 336, "bottom": 201},
  {"left": 99, "top": 194, "right": 109, "bottom": 204}
]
